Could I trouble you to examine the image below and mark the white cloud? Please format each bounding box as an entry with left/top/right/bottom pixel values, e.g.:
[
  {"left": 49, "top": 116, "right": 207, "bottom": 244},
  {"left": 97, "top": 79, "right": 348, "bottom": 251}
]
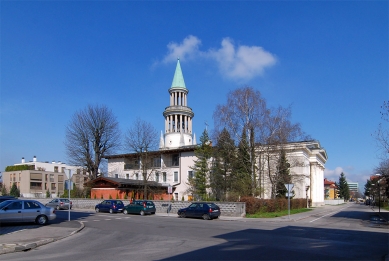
[
  {"left": 162, "top": 35, "right": 202, "bottom": 63},
  {"left": 160, "top": 36, "right": 277, "bottom": 81},
  {"left": 208, "top": 38, "right": 277, "bottom": 81}
]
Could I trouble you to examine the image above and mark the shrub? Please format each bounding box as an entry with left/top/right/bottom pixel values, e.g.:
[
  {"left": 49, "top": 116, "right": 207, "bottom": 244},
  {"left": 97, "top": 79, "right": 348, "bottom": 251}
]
[
  {"left": 241, "top": 197, "right": 309, "bottom": 214},
  {"left": 109, "top": 194, "right": 112, "bottom": 199}
]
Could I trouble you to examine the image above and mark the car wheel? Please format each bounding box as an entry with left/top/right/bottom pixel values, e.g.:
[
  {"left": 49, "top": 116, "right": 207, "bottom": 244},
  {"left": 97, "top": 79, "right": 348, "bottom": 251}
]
[
  {"left": 179, "top": 212, "right": 186, "bottom": 218},
  {"left": 202, "top": 214, "right": 210, "bottom": 220},
  {"left": 123, "top": 209, "right": 128, "bottom": 215},
  {"left": 109, "top": 209, "right": 113, "bottom": 214},
  {"left": 140, "top": 210, "right": 145, "bottom": 216},
  {"left": 151, "top": 212, "right": 155, "bottom": 215},
  {"left": 95, "top": 208, "right": 100, "bottom": 213},
  {"left": 36, "top": 215, "right": 48, "bottom": 225},
  {"left": 213, "top": 216, "right": 219, "bottom": 219}
]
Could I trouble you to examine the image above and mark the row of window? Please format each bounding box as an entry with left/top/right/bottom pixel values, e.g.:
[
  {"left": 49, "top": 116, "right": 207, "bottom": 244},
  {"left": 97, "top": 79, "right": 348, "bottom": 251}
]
[
  {"left": 114, "top": 171, "right": 194, "bottom": 183},
  {"left": 124, "top": 154, "right": 180, "bottom": 170}
]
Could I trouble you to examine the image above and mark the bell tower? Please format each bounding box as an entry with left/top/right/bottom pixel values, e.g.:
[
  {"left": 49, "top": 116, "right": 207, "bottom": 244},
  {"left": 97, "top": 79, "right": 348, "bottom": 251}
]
[{"left": 160, "top": 59, "right": 195, "bottom": 149}]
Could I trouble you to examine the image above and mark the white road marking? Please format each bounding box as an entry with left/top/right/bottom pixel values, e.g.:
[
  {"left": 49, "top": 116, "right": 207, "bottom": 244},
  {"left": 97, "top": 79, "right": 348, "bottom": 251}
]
[{"left": 309, "top": 206, "right": 350, "bottom": 223}]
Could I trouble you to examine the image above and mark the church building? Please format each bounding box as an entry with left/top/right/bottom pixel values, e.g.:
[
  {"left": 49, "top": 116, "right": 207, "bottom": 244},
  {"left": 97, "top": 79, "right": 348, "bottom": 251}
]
[{"left": 101, "top": 60, "right": 327, "bottom": 206}]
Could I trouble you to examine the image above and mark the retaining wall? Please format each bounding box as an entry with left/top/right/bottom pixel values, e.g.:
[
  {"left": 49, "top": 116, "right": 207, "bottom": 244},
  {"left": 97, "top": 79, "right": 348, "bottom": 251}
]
[{"left": 26, "top": 198, "right": 246, "bottom": 217}]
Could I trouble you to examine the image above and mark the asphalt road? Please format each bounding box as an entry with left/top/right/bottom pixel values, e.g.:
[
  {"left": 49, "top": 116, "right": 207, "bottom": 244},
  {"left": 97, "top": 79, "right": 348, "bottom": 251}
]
[{"left": 2, "top": 204, "right": 388, "bottom": 261}]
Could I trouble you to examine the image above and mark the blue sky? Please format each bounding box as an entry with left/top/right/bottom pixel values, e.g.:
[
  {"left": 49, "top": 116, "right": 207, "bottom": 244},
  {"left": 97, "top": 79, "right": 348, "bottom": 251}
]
[{"left": 1, "top": 1, "right": 388, "bottom": 191}]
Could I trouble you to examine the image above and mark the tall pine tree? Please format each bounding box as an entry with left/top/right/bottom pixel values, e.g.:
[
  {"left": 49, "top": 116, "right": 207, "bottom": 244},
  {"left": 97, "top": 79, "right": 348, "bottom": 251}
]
[
  {"left": 232, "top": 128, "right": 252, "bottom": 197},
  {"left": 275, "top": 149, "right": 291, "bottom": 198},
  {"left": 337, "top": 172, "right": 350, "bottom": 201},
  {"left": 210, "top": 128, "right": 236, "bottom": 200},
  {"left": 191, "top": 128, "right": 213, "bottom": 200}
]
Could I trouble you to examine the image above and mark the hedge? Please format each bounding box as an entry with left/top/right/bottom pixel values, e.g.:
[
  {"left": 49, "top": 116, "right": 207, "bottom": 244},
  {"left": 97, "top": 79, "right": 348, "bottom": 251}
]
[
  {"left": 241, "top": 197, "right": 307, "bottom": 214},
  {"left": 5, "top": 165, "right": 34, "bottom": 171}
]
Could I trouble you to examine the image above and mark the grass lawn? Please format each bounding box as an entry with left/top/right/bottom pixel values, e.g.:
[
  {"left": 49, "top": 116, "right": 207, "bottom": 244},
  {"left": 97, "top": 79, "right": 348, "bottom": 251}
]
[{"left": 246, "top": 208, "right": 313, "bottom": 218}]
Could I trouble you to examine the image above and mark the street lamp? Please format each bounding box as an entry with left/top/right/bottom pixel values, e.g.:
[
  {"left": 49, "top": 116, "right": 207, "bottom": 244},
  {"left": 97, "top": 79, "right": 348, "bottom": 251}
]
[{"left": 375, "top": 174, "right": 382, "bottom": 213}]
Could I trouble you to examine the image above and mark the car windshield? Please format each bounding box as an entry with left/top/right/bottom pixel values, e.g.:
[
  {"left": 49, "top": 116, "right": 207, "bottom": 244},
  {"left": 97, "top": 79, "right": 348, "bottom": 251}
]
[
  {"left": 207, "top": 203, "right": 218, "bottom": 208},
  {"left": 60, "top": 199, "right": 69, "bottom": 202},
  {"left": 0, "top": 200, "right": 13, "bottom": 208},
  {"left": 146, "top": 202, "right": 154, "bottom": 206},
  {"left": 114, "top": 200, "right": 123, "bottom": 205}
]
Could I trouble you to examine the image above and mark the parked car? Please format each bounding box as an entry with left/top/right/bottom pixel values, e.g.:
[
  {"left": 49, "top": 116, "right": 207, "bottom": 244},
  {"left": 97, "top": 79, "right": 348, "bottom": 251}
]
[
  {"left": 0, "top": 196, "right": 16, "bottom": 203},
  {"left": 0, "top": 199, "right": 56, "bottom": 225},
  {"left": 177, "top": 202, "right": 221, "bottom": 220},
  {"left": 45, "top": 198, "right": 72, "bottom": 210},
  {"left": 95, "top": 200, "right": 124, "bottom": 214},
  {"left": 123, "top": 200, "right": 156, "bottom": 216}
]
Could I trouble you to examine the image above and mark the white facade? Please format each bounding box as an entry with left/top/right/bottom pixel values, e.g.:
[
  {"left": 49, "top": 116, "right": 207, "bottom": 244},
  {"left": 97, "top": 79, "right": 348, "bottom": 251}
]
[
  {"left": 257, "top": 141, "right": 326, "bottom": 206},
  {"left": 106, "top": 60, "right": 327, "bottom": 206}
]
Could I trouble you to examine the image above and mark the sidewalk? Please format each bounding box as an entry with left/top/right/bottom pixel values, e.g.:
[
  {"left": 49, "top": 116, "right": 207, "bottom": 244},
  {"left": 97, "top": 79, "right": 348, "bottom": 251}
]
[{"left": 0, "top": 221, "right": 84, "bottom": 255}]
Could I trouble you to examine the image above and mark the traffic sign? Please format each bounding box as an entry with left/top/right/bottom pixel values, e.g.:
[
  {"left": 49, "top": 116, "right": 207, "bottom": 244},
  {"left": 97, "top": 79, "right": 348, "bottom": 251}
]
[
  {"left": 285, "top": 184, "right": 294, "bottom": 192},
  {"left": 285, "top": 193, "right": 294, "bottom": 197}
]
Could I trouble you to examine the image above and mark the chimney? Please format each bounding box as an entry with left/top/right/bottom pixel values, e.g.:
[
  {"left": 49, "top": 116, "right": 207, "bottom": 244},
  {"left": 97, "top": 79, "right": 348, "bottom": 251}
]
[
  {"left": 22, "top": 157, "right": 25, "bottom": 163},
  {"left": 52, "top": 160, "right": 55, "bottom": 164},
  {"left": 33, "top": 156, "right": 37, "bottom": 162}
]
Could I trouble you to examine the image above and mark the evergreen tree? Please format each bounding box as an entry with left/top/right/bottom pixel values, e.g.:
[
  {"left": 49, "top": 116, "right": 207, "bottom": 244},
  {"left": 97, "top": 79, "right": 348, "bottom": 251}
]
[
  {"left": 9, "top": 183, "right": 20, "bottom": 197},
  {"left": 275, "top": 149, "right": 291, "bottom": 198},
  {"left": 191, "top": 128, "right": 213, "bottom": 200},
  {"left": 232, "top": 128, "right": 252, "bottom": 197},
  {"left": 364, "top": 179, "right": 372, "bottom": 197},
  {"left": 1, "top": 185, "right": 8, "bottom": 196},
  {"left": 210, "top": 128, "right": 236, "bottom": 200},
  {"left": 337, "top": 172, "right": 350, "bottom": 201}
]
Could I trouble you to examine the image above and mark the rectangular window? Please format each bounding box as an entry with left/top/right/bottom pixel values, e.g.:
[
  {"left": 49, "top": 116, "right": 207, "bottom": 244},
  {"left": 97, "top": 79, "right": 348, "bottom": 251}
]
[
  {"left": 126, "top": 174, "right": 129, "bottom": 179},
  {"left": 30, "top": 173, "right": 42, "bottom": 180},
  {"left": 54, "top": 166, "right": 58, "bottom": 173},
  {"left": 51, "top": 183, "right": 56, "bottom": 190},
  {"left": 172, "top": 154, "right": 179, "bottom": 166},
  {"left": 174, "top": 193, "right": 178, "bottom": 201},
  {"left": 153, "top": 157, "right": 161, "bottom": 168},
  {"left": 188, "top": 171, "right": 194, "bottom": 180},
  {"left": 163, "top": 172, "right": 167, "bottom": 183},
  {"left": 58, "top": 175, "right": 64, "bottom": 182},
  {"left": 50, "top": 174, "right": 54, "bottom": 182},
  {"left": 115, "top": 174, "right": 119, "bottom": 178},
  {"left": 135, "top": 173, "right": 139, "bottom": 180},
  {"left": 61, "top": 167, "right": 66, "bottom": 173},
  {"left": 155, "top": 172, "right": 160, "bottom": 182},
  {"left": 174, "top": 171, "right": 178, "bottom": 182}
]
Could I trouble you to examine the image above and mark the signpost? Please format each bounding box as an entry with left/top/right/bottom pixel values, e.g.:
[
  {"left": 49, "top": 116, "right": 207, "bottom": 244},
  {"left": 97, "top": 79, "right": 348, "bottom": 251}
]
[
  {"left": 64, "top": 169, "right": 73, "bottom": 221},
  {"left": 285, "top": 184, "right": 294, "bottom": 219}
]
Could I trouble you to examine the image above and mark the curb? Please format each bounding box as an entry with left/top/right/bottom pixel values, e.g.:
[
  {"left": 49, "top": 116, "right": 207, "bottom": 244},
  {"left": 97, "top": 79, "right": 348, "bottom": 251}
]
[{"left": 0, "top": 221, "right": 85, "bottom": 255}]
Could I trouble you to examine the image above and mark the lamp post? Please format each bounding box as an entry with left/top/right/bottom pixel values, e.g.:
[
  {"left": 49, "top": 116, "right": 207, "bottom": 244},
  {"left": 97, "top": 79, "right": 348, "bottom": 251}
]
[{"left": 375, "top": 174, "right": 382, "bottom": 213}]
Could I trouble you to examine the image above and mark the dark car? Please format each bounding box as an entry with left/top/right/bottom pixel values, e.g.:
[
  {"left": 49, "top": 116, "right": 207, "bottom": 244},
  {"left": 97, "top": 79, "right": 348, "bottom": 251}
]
[
  {"left": 177, "top": 202, "right": 221, "bottom": 220},
  {"left": 0, "top": 196, "right": 17, "bottom": 203},
  {"left": 0, "top": 199, "right": 56, "bottom": 225},
  {"left": 95, "top": 200, "right": 124, "bottom": 214},
  {"left": 123, "top": 200, "right": 156, "bottom": 216}
]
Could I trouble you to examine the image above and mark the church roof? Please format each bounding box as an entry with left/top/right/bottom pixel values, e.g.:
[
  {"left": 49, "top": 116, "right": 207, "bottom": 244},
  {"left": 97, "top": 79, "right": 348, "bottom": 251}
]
[{"left": 171, "top": 59, "right": 186, "bottom": 88}]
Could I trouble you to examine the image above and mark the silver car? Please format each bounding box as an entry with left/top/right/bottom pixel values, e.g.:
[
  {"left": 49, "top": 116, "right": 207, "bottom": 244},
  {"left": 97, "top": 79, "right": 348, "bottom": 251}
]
[
  {"left": 45, "top": 198, "right": 72, "bottom": 210},
  {"left": 0, "top": 199, "right": 56, "bottom": 225}
]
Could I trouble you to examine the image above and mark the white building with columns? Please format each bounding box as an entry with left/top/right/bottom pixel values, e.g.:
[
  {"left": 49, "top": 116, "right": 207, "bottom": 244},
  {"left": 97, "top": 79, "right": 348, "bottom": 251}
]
[{"left": 106, "top": 60, "right": 327, "bottom": 206}]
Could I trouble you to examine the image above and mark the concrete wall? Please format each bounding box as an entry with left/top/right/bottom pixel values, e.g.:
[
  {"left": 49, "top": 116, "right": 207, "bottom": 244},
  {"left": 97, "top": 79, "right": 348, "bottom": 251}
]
[
  {"left": 28, "top": 198, "right": 246, "bottom": 217},
  {"left": 324, "top": 199, "right": 345, "bottom": 205}
]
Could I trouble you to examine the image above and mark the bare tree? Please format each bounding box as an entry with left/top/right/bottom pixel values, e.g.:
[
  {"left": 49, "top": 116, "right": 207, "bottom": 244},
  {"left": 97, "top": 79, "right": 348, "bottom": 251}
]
[
  {"left": 213, "top": 86, "right": 308, "bottom": 198},
  {"left": 65, "top": 104, "right": 121, "bottom": 180},
  {"left": 124, "top": 118, "right": 159, "bottom": 199},
  {"left": 373, "top": 101, "right": 389, "bottom": 158},
  {"left": 213, "top": 86, "right": 268, "bottom": 196}
]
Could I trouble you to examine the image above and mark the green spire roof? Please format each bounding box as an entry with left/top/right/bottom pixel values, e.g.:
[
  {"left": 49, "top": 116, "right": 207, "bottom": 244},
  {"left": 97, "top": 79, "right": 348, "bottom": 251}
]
[{"left": 171, "top": 59, "right": 186, "bottom": 88}]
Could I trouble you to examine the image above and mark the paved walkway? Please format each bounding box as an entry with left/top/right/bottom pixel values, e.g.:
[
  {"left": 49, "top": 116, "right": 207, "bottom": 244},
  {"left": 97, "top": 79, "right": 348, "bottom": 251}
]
[{"left": 0, "top": 203, "right": 387, "bottom": 255}]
